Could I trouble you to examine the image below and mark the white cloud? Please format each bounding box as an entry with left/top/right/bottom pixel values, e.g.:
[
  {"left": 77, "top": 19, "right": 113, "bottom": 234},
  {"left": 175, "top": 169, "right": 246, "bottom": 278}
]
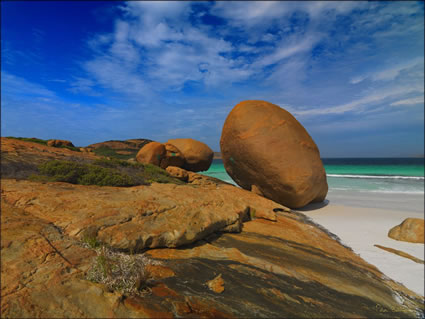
[
  {"left": 1, "top": 71, "right": 56, "bottom": 98},
  {"left": 391, "top": 96, "right": 424, "bottom": 107},
  {"left": 255, "top": 33, "right": 323, "bottom": 68},
  {"left": 293, "top": 86, "right": 424, "bottom": 116},
  {"left": 350, "top": 57, "right": 424, "bottom": 84}
]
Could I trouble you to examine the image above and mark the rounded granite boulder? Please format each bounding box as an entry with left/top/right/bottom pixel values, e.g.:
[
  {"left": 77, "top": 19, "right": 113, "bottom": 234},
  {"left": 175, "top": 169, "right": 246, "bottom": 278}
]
[
  {"left": 167, "top": 138, "right": 214, "bottom": 172},
  {"left": 136, "top": 142, "right": 165, "bottom": 166},
  {"left": 388, "top": 218, "right": 424, "bottom": 243},
  {"left": 160, "top": 143, "right": 185, "bottom": 169},
  {"left": 220, "top": 100, "right": 328, "bottom": 209}
]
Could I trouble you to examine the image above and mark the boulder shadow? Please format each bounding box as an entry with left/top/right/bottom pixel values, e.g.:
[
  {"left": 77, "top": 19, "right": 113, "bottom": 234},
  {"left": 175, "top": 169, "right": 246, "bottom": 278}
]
[{"left": 296, "top": 199, "right": 329, "bottom": 212}]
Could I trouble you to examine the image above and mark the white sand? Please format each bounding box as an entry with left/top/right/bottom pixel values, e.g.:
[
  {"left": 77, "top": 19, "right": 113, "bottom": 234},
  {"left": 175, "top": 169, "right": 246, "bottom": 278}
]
[{"left": 299, "top": 190, "right": 424, "bottom": 297}]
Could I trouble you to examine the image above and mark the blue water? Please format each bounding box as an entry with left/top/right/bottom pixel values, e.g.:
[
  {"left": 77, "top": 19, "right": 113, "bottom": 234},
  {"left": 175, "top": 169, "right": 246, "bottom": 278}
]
[{"left": 204, "top": 158, "right": 425, "bottom": 194}]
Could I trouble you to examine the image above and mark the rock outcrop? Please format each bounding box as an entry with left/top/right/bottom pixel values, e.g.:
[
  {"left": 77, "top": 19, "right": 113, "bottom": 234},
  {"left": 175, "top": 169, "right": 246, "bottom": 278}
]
[
  {"left": 1, "top": 178, "right": 423, "bottom": 318},
  {"left": 388, "top": 218, "right": 425, "bottom": 243},
  {"left": 167, "top": 138, "right": 214, "bottom": 172},
  {"left": 166, "top": 166, "right": 189, "bottom": 182},
  {"left": 220, "top": 100, "right": 328, "bottom": 209},
  {"left": 47, "top": 139, "right": 74, "bottom": 147}
]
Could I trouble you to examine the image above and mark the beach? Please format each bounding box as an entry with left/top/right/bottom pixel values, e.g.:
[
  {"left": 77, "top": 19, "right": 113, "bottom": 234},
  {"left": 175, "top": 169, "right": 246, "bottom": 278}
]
[{"left": 299, "top": 190, "right": 424, "bottom": 297}]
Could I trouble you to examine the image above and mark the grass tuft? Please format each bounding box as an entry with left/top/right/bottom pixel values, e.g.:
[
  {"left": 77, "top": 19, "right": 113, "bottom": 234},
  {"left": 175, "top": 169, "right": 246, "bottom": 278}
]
[{"left": 86, "top": 245, "right": 161, "bottom": 295}]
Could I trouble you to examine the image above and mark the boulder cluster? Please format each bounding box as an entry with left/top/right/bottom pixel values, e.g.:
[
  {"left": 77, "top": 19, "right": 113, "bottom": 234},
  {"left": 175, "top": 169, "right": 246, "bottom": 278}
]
[
  {"left": 136, "top": 138, "right": 214, "bottom": 173},
  {"left": 136, "top": 100, "right": 328, "bottom": 208}
]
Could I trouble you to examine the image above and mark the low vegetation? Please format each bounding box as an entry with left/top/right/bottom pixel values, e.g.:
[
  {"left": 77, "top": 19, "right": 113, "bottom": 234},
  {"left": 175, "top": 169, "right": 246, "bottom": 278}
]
[
  {"left": 29, "top": 158, "right": 185, "bottom": 186},
  {"left": 92, "top": 146, "right": 136, "bottom": 160},
  {"left": 80, "top": 229, "right": 160, "bottom": 296}
]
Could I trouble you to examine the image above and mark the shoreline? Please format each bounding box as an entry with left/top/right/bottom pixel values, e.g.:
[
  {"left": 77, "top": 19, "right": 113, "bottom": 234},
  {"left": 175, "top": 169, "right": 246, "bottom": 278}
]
[{"left": 299, "top": 194, "right": 424, "bottom": 297}]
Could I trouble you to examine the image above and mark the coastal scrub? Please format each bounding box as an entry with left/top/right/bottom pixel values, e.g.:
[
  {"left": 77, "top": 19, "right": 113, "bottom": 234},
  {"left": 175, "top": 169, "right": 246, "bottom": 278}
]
[{"left": 29, "top": 159, "right": 185, "bottom": 186}]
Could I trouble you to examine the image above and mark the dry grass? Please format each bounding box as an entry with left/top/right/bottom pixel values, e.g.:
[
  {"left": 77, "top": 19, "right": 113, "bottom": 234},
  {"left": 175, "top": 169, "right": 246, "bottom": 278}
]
[{"left": 85, "top": 245, "right": 161, "bottom": 296}]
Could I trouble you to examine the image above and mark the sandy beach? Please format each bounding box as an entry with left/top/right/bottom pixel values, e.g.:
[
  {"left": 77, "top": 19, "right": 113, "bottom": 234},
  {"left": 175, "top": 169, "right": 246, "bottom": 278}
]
[{"left": 300, "top": 190, "right": 424, "bottom": 297}]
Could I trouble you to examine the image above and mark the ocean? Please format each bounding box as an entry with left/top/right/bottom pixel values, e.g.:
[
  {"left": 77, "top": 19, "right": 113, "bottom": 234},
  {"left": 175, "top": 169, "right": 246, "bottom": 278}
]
[{"left": 204, "top": 158, "right": 425, "bottom": 195}]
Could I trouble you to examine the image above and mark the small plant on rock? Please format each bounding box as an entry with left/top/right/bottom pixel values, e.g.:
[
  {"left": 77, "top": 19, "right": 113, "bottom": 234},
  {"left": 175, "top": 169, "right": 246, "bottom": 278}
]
[{"left": 86, "top": 245, "right": 161, "bottom": 296}]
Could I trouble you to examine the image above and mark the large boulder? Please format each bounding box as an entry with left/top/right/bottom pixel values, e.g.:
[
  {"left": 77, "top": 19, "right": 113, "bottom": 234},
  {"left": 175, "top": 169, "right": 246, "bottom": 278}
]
[
  {"left": 136, "top": 142, "right": 165, "bottom": 166},
  {"left": 167, "top": 138, "right": 213, "bottom": 172},
  {"left": 47, "top": 139, "right": 74, "bottom": 147},
  {"left": 388, "top": 218, "right": 424, "bottom": 243},
  {"left": 220, "top": 100, "right": 328, "bottom": 209},
  {"left": 160, "top": 143, "right": 185, "bottom": 169}
]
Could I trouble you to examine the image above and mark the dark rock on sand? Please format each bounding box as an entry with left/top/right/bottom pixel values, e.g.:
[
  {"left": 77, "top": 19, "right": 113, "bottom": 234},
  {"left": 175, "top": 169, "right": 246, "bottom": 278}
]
[
  {"left": 220, "top": 100, "right": 328, "bottom": 209},
  {"left": 388, "top": 218, "right": 425, "bottom": 243},
  {"left": 167, "top": 138, "right": 214, "bottom": 172}
]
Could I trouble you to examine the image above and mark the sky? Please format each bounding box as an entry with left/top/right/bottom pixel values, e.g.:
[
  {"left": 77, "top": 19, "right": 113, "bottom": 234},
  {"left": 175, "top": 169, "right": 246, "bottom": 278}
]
[{"left": 1, "top": 1, "right": 424, "bottom": 157}]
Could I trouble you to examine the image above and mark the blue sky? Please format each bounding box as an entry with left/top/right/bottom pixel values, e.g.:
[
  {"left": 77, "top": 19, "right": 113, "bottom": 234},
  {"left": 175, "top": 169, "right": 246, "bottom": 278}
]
[{"left": 1, "top": 1, "right": 424, "bottom": 157}]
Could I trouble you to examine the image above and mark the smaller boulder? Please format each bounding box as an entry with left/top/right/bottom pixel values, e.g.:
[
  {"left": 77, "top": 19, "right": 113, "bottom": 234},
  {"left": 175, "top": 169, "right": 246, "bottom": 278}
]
[
  {"left": 167, "top": 138, "right": 213, "bottom": 172},
  {"left": 47, "top": 139, "right": 74, "bottom": 147},
  {"left": 166, "top": 166, "right": 188, "bottom": 182},
  {"left": 388, "top": 218, "right": 424, "bottom": 243},
  {"left": 136, "top": 142, "right": 165, "bottom": 166}
]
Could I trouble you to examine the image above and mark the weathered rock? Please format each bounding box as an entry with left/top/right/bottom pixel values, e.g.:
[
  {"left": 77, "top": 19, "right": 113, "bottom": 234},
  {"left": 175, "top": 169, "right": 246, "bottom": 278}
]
[
  {"left": 167, "top": 138, "right": 214, "bottom": 172},
  {"left": 136, "top": 142, "right": 166, "bottom": 166},
  {"left": 1, "top": 179, "right": 423, "bottom": 318},
  {"left": 160, "top": 143, "right": 185, "bottom": 169},
  {"left": 1, "top": 179, "right": 278, "bottom": 252},
  {"left": 388, "top": 218, "right": 425, "bottom": 243},
  {"left": 166, "top": 166, "right": 189, "bottom": 182},
  {"left": 220, "top": 100, "right": 328, "bottom": 209},
  {"left": 47, "top": 139, "right": 74, "bottom": 147}
]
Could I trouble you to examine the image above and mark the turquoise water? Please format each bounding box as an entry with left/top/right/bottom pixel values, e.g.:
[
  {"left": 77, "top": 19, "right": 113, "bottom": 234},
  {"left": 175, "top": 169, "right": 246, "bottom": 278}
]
[{"left": 204, "top": 158, "right": 425, "bottom": 194}]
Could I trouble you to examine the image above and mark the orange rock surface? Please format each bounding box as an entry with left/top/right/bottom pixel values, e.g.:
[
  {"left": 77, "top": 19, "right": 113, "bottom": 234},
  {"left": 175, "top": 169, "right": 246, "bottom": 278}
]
[{"left": 388, "top": 218, "right": 425, "bottom": 243}]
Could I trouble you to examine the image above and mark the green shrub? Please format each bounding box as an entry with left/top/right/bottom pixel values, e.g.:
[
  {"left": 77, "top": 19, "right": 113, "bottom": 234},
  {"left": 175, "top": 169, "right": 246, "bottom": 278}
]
[
  {"left": 143, "top": 163, "right": 184, "bottom": 184},
  {"left": 29, "top": 159, "right": 184, "bottom": 186},
  {"left": 93, "top": 157, "right": 137, "bottom": 168},
  {"left": 92, "top": 146, "right": 136, "bottom": 160},
  {"left": 33, "top": 160, "right": 138, "bottom": 186}
]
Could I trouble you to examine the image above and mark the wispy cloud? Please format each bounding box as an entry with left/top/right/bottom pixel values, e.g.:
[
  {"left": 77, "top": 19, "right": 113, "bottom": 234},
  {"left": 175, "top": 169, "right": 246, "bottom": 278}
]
[
  {"left": 350, "top": 58, "right": 424, "bottom": 84},
  {"left": 292, "top": 86, "right": 424, "bottom": 116},
  {"left": 391, "top": 96, "right": 424, "bottom": 107},
  {"left": 1, "top": 71, "right": 56, "bottom": 98}
]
